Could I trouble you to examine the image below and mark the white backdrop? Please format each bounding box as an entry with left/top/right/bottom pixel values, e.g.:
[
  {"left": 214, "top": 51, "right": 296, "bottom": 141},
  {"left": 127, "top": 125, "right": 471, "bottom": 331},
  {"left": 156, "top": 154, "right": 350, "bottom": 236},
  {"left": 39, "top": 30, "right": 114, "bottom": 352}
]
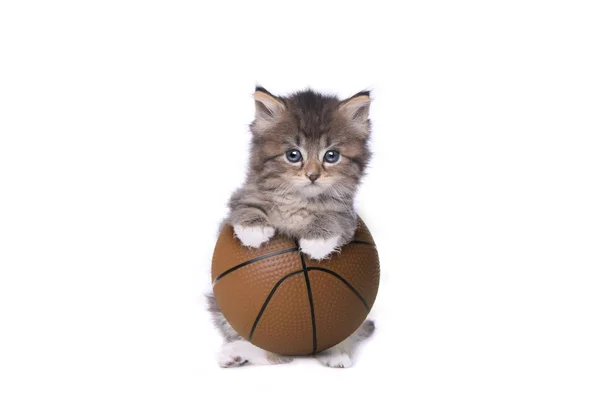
[{"left": 1, "top": 1, "right": 599, "bottom": 399}]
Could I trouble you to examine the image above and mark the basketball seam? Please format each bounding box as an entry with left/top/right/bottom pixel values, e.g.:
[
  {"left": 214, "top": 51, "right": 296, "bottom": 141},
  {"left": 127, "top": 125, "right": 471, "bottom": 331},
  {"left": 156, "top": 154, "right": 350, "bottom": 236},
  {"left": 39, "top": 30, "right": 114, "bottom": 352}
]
[
  {"left": 215, "top": 239, "right": 375, "bottom": 355},
  {"left": 213, "top": 241, "right": 374, "bottom": 285},
  {"left": 212, "top": 247, "right": 299, "bottom": 284},
  {"left": 300, "top": 252, "right": 317, "bottom": 355},
  {"left": 306, "top": 267, "right": 371, "bottom": 312},
  {"left": 248, "top": 269, "right": 304, "bottom": 341}
]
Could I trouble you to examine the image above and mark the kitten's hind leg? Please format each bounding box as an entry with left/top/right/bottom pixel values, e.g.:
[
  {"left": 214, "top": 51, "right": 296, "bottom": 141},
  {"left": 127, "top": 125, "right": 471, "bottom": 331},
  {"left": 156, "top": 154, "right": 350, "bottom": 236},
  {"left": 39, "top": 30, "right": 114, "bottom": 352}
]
[
  {"left": 219, "top": 340, "right": 293, "bottom": 368},
  {"left": 205, "top": 292, "right": 292, "bottom": 367},
  {"left": 316, "top": 319, "right": 375, "bottom": 368}
]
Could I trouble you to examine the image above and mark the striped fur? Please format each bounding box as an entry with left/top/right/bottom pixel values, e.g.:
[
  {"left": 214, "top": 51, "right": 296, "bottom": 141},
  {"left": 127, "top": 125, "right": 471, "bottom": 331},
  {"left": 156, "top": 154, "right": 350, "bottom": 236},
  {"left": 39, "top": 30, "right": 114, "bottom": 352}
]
[{"left": 208, "top": 87, "right": 376, "bottom": 367}]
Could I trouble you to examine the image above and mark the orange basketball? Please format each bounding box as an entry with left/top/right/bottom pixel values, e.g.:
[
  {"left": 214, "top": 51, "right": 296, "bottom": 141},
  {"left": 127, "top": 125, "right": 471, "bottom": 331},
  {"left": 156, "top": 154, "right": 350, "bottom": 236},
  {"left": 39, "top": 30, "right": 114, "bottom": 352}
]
[{"left": 211, "top": 217, "right": 380, "bottom": 355}]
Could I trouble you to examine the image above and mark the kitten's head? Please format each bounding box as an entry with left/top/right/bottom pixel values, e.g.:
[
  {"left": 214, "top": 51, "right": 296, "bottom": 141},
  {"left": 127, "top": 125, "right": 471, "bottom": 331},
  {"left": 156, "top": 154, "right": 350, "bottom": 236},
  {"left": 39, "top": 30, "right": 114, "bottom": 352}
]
[{"left": 247, "top": 87, "right": 372, "bottom": 200}]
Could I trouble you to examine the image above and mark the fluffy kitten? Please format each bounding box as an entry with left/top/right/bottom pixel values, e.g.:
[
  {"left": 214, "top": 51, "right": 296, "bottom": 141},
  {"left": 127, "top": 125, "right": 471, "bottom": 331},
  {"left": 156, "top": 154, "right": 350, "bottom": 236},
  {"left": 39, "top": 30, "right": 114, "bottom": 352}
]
[{"left": 207, "top": 86, "right": 376, "bottom": 368}]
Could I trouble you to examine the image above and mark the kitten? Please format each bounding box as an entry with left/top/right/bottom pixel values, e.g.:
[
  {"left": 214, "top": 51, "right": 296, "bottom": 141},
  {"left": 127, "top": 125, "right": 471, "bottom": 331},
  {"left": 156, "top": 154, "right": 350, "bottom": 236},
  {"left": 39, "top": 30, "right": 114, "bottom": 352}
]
[{"left": 207, "top": 86, "right": 376, "bottom": 368}]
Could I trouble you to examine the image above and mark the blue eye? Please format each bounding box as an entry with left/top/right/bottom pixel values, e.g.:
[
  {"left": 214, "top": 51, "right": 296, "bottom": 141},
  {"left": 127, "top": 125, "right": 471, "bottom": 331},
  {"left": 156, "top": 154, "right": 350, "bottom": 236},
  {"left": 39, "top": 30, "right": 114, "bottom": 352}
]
[
  {"left": 324, "top": 150, "right": 340, "bottom": 163},
  {"left": 286, "top": 149, "right": 303, "bottom": 163}
]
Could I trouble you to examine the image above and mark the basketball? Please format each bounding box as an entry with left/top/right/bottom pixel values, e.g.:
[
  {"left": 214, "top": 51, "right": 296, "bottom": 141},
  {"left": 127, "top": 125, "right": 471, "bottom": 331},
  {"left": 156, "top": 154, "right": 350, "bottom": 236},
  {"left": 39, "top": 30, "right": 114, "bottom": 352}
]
[{"left": 211, "top": 217, "right": 380, "bottom": 356}]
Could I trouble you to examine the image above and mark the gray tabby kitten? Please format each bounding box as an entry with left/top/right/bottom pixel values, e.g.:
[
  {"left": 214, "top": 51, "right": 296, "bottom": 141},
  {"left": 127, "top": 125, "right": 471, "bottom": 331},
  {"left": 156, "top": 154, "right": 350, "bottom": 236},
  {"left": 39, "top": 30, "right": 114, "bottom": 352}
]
[{"left": 207, "top": 86, "right": 376, "bottom": 368}]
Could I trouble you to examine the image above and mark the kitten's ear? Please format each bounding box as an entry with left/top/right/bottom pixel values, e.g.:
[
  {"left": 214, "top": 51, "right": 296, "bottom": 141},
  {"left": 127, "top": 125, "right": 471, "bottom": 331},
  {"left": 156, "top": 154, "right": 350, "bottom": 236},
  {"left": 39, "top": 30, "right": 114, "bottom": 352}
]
[
  {"left": 339, "top": 91, "right": 371, "bottom": 126},
  {"left": 254, "top": 86, "right": 285, "bottom": 123}
]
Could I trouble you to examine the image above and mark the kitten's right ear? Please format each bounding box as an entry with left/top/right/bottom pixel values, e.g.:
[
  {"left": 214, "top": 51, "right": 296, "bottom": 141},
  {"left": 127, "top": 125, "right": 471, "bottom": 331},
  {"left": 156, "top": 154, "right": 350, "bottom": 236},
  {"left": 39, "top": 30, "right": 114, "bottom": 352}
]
[
  {"left": 339, "top": 90, "right": 371, "bottom": 137},
  {"left": 254, "top": 86, "right": 285, "bottom": 124}
]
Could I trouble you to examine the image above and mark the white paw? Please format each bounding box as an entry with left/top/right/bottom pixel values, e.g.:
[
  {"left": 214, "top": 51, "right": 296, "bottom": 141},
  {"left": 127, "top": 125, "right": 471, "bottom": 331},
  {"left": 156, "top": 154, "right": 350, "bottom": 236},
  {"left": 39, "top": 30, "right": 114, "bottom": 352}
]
[
  {"left": 218, "top": 342, "right": 248, "bottom": 368},
  {"left": 317, "top": 351, "right": 353, "bottom": 368},
  {"left": 233, "top": 225, "right": 275, "bottom": 248},
  {"left": 218, "top": 352, "right": 247, "bottom": 368},
  {"left": 299, "top": 236, "right": 340, "bottom": 260},
  {"left": 217, "top": 340, "right": 273, "bottom": 367}
]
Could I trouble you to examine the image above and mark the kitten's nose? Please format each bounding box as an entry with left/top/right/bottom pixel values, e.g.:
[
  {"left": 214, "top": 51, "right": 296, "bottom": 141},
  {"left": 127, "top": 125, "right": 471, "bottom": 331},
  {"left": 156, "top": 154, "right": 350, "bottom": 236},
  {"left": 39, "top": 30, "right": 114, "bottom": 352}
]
[
  {"left": 307, "top": 172, "right": 320, "bottom": 182},
  {"left": 305, "top": 161, "right": 321, "bottom": 183}
]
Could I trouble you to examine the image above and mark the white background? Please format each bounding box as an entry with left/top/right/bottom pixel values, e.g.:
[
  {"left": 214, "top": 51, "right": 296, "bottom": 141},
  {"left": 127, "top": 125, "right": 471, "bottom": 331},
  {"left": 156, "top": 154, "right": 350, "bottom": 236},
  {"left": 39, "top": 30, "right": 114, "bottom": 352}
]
[{"left": 1, "top": 1, "right": 599, "bottom": 399}]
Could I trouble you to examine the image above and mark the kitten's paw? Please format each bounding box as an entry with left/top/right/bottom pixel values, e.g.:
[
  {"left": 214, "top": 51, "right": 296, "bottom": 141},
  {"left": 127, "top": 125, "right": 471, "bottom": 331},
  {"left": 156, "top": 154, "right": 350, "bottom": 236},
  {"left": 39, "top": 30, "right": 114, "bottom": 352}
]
[
  {"left": 233, "top": 225, "right": 275, "bottom": 248},
  {"left": 218, "top": 340, "right": 284, "bottom": 367},
  {"left": 218, "top": 343, "right": 248, "bottom": 368},
  {"left": 219, "top": 353, "right": 248, "bottom": 368},
  {"left": 299, "top": 236, "right": 340, "bottom": 260},
  {"left": 316, "top": 351, "right": 353, "bottom": 368}
]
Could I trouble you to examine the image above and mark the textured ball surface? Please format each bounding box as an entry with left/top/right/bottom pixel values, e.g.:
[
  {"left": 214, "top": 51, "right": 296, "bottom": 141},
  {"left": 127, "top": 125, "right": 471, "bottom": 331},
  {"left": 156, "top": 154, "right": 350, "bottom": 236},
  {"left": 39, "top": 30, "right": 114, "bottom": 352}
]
[{"left": 211, "top": 218, "right": 380, "bottom": 356}]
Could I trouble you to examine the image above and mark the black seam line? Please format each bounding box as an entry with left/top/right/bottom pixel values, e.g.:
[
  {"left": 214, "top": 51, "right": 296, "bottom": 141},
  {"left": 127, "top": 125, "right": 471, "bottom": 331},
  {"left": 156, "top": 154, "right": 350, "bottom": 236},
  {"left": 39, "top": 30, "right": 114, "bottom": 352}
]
[
  {"left": 248, "top": 269, "right": 304, "bottom": 341},
  {"left": 212, "top": 247, "right": 298, "bottom": 285},
  {"left": 300, "top": 252, "right": 318, "bottom": 355},
  {"left": 350, "top": 240, "right": 375, "bottom": 246},
  {"left": 306, "top": 267, "right": 370, "bottom": 312}
]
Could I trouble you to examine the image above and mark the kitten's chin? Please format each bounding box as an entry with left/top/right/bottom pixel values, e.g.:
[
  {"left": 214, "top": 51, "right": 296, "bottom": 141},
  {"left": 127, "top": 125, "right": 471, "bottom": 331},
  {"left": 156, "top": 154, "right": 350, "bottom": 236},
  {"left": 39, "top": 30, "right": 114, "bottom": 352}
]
[{"left": 298, "top": 183, "right": 326, "bottom": 198}]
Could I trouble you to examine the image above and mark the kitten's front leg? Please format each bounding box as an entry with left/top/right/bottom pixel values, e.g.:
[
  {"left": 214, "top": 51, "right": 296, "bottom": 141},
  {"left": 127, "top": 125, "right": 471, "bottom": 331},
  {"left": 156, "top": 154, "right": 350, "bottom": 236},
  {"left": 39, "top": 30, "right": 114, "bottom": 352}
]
[
  {"left": 233, "top": 224, "right": 275, "bottom": 248},
  {"left": 298, "top": 213, "right": 356, "bottom": 260},
  {"left": 299, "top": 236, "right": 342, "bottom": 261},
  {"left": 229, "top": 197, "right": 274, "bottom": 248}
]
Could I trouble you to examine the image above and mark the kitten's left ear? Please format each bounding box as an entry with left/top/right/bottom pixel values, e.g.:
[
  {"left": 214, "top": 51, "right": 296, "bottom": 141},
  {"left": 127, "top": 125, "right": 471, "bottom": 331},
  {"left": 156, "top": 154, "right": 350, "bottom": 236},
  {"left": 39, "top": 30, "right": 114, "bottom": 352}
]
[{"left": 339, "top": 91, "right": 371, "bottom": 134}]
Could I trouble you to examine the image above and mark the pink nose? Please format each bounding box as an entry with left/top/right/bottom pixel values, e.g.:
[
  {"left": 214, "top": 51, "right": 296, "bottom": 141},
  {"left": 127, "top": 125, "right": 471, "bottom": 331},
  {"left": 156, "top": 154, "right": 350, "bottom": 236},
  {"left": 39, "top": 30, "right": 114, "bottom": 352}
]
[{"left": 307, "top": 172, "right": 320, "bottom": 182}]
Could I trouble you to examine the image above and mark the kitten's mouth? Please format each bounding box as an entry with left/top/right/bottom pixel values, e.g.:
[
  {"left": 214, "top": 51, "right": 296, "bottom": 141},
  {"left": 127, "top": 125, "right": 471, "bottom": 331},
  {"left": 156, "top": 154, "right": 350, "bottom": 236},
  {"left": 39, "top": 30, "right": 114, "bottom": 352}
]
[{"left": 298, "top": 181, "right": 326, "bottom": 197}]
